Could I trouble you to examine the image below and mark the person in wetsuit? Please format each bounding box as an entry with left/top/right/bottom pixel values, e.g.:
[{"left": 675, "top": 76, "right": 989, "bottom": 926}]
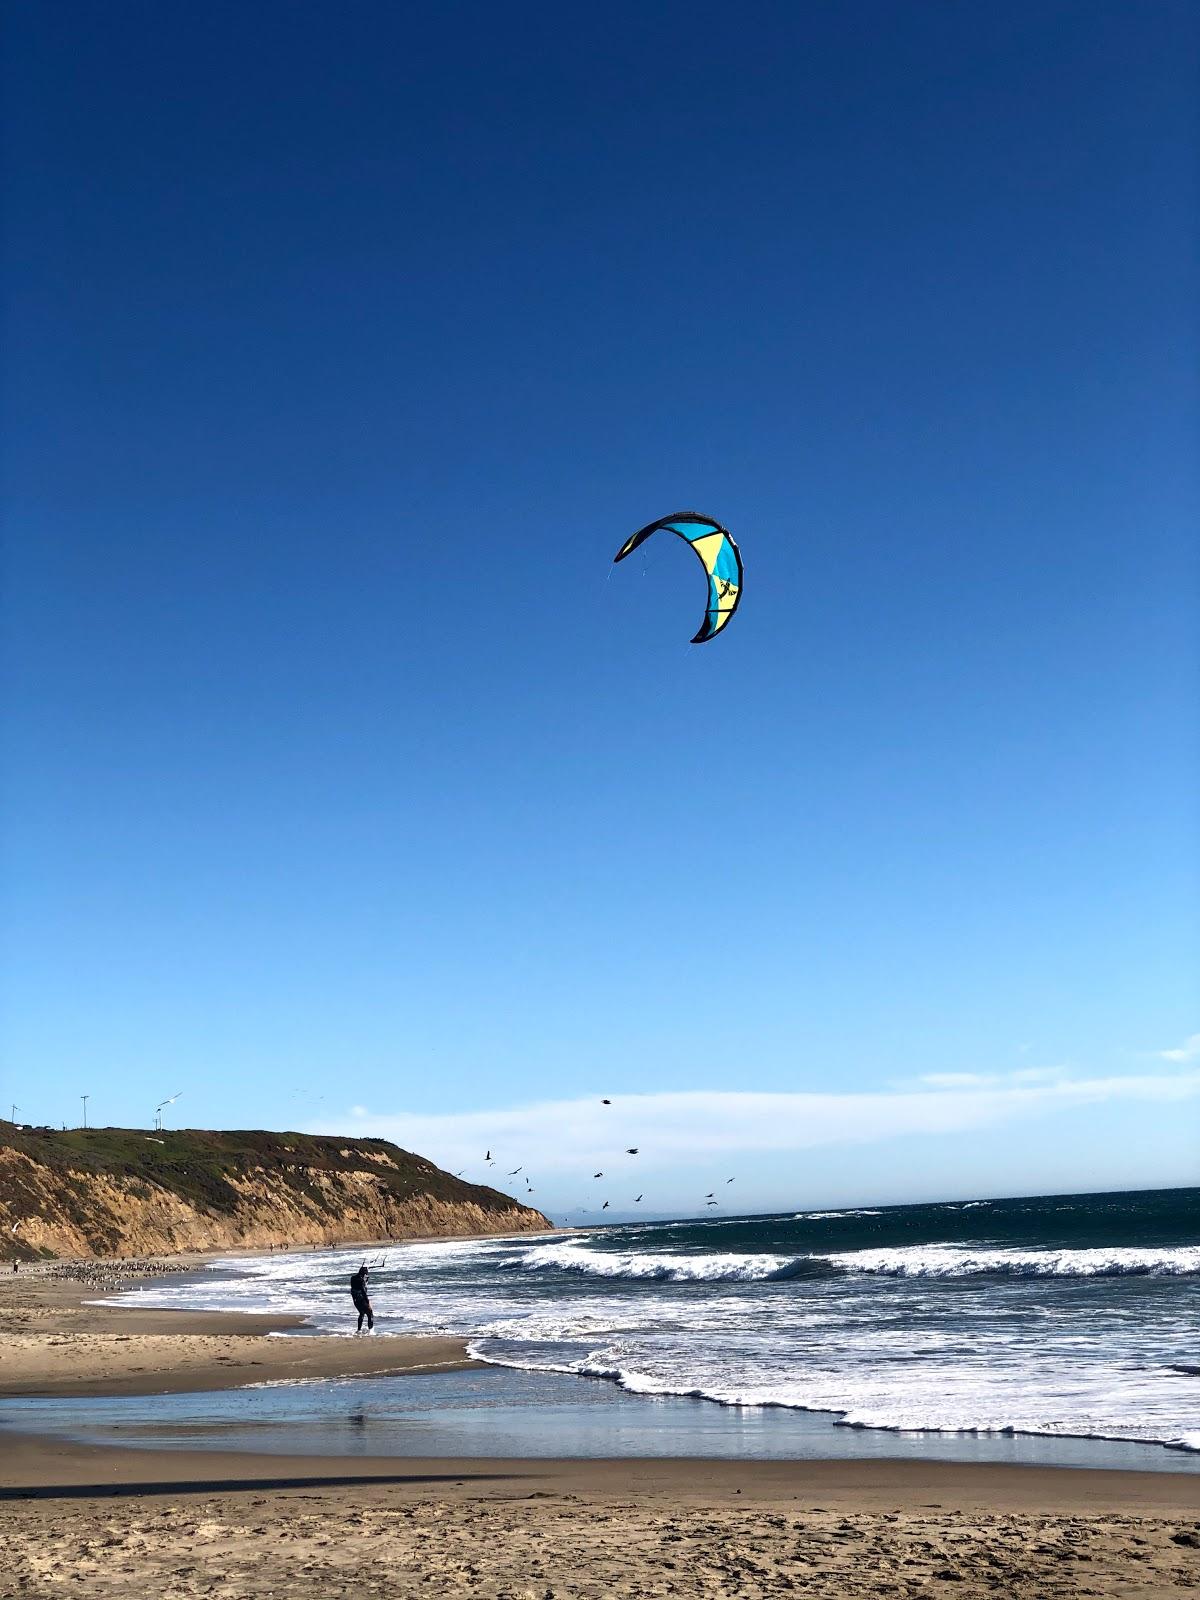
[{"left": 350, "top": 1264, "right": 374, "bottom": 1332}]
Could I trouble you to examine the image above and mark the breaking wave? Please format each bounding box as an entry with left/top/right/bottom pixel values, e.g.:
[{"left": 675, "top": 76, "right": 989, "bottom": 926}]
[
  {"left": 792, "top": 1208, "right": 882, "bottom": 1220},
  {"left": 512, "top": 1242, "right": 837, "bottom": 1283},
  {"left": 101, "top": 1186, "right": 1200, "bottom": 1465},
  {"left": 826, "top": 1244, "right": 1200, "bottom": 1279},
  {"left": 512, "top": 1240, "right": 1200, "bottom": 1284}
]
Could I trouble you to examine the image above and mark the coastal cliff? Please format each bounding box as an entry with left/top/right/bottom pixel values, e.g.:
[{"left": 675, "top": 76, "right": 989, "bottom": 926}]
[{"left": 0, "top": 1123, "right": 551, "bottom": 1259}]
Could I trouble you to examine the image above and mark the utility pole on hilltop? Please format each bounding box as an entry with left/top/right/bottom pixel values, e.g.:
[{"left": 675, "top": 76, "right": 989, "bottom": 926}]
[
  {"left": 9, "top": 1105, "right": 18, "bottom": 1123},
  {"left": 81, "top": 1094, "right": 89, "bottom": 1129}
]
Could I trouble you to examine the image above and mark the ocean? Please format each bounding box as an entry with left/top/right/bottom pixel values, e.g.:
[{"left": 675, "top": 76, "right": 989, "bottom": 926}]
[{"left": 104, "top": 1186, "right": 1198, "bottom": 1461}]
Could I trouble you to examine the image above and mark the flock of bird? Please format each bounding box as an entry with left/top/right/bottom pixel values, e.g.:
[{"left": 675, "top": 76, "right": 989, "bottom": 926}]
[{"left": 459, "top": 1099, "right": 737, "bottom": 1217}]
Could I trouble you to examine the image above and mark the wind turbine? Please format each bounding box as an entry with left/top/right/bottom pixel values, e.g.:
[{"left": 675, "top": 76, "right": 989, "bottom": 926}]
[{"left": 154, "top": 1092, "right": 183, "bottom": 1132}]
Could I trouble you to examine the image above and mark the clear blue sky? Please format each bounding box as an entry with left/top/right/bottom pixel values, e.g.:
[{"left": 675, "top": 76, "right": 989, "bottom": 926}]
[{"left": 2, "top": 2, "right": 1197, "bottom": 1216}]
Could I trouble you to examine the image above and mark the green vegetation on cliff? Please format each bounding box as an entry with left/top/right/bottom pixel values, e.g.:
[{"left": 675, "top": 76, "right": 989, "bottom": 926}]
[{"left": 0, "top": 1122, "right": 550, "bottom": 1259}]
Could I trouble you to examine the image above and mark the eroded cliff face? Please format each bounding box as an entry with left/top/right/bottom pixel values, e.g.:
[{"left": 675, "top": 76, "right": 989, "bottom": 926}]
[{"left": 0, "top": 1139, "right": 551, "bottom": 1259}]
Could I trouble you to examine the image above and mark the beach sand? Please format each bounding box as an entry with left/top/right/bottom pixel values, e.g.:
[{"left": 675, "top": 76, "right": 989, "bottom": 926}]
[
  {"left": 2, "top": 1260, "right": 1197, "bottom": 1597},
  {"left": 0, "top": 1257, "right": 482, "bottom": 1397},
  {"left": 4, "top": 1439, "right": 1198, "bottom": 1598}
]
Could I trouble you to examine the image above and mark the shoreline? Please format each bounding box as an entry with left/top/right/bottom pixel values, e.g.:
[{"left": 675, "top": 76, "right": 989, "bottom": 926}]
[
  {"left": 3, "top": 1251, "right": 1198, "bottom": 1475},
  {"left": 4, "top": 1431, "right": 1198, "bottom": 1510},
  {"left": 4, "top": 1253, "right": 1198, "bottom": 1596},
  {"left": 0, "top": 1253, "right": 482, "bottom": 1398}
]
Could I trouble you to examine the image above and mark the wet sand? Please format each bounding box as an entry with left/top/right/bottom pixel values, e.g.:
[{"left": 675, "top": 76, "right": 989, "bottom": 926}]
[{"left": 2, "top": 1259, "right": 1197, "bottom": 1596}]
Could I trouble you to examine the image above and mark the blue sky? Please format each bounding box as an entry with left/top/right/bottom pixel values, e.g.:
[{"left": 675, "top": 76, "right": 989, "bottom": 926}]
[{"left": 2, "top": 2, "right": 1197, "bottom": 1218}]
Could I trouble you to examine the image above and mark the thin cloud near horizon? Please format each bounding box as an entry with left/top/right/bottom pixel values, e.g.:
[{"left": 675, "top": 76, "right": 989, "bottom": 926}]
[{"left": 1157, "top": 1033, "right": 1200, "bottom": 1064}]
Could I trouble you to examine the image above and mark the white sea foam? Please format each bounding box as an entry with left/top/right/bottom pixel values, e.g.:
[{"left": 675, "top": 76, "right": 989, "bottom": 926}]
[
  {"left": 515, "top": 1241, "right": 818, "bottom": 1282},
  {"left": 466, "top": 1338, "right": 1200, "bottom": 1452},
  {"left": 103, "top": 1202, "right": 1200, "bottom": 1459},
  {"left": 512, "top": 1239, "right": 1200, "bottom": 1284},
  {"left": 793, "top": 1209, "right": 882, "bottom": 1220},
  {"left": 826, "top": 1244, "right": 1200, "bottom": 1278}
]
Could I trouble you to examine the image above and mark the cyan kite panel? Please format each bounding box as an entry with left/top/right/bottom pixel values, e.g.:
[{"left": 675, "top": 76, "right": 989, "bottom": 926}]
[{"left": 613, "top": 512, "right": 743, "bottom": 644}]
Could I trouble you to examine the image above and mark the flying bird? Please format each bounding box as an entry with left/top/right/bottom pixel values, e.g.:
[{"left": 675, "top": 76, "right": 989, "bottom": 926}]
[
  {"left": 593, "top": 1172, "right": 604, "bottom": 1179},
  {"left": 634, "top": 1195, "right": 643, "bottom": 1203},
  {"left": 508, "top": 1167, "right": 522, "bottom": 1176},
  {"left": 601, "top": 1099, "right": 611, "bottom": 1105},
  {"left": 602, "top": 1201, "right": 610, "bottom": 1210},
  {"left": 726, "top": 1178, "right": 736, "bottom": 1184},
  {"left": 705, "top": 1193, "right": 715, "bottom": 1199},
  {"left": 625, "top": 1148, "right": 639, "bottom": 1155},
  {"left": 706, "top": 1200, "right": 719, "bottom": 1206}
]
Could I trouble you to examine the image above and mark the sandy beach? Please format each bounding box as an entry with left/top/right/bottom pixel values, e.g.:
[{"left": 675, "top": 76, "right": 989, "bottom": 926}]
[
  {"left": 0, "top": 1257, "right": 480, "bottom": 1398},
  {"left": 4, "top": 1436, "right": 1199, "bottom": 1598},
  {"left": 1, "top": 1260, "right": 1197, "bottom": 1597}
]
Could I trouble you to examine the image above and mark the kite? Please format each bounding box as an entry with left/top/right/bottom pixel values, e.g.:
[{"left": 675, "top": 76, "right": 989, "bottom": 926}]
[{"left": 613, "top": 512, "right": 743, "bottom": 643}]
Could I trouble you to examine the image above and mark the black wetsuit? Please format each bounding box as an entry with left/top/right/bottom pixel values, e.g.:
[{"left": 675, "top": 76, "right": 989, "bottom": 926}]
[{"left": 350, "top": 1267, "right": 374, "bottom": 1331}]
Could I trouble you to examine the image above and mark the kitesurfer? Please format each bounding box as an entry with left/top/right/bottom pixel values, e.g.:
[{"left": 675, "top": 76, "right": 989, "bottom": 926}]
[{"left": 350, "top": 1264, "right": 374, "bottom": 1332}]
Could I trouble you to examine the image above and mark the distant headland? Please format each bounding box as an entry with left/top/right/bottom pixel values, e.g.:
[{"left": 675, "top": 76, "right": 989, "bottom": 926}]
[{"left": 0, "top": 1122, "right": 551, "bottom": 1260}]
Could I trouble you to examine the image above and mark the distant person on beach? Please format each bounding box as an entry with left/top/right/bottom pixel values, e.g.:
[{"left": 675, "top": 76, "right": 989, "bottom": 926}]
[{"left": 350, "top": 1264, "right": 374, "bottom": 1332}]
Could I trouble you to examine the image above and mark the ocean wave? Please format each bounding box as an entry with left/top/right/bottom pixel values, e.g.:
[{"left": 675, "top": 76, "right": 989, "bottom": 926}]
[
  {"left": 828, "top": 1244, "right": 1200, "bottom": 1279},
  {"left": 792, "top": 1209, "right": 882, "bottom": 1220},
  {"left": 512, "top": 1242, "right": 837, "bottom": 1283},
  {"left": 513, "top": 1239, "right": 1200, "bottom": 1284},
  {"left": 99, "top": 1218, "right": 1200, "bottom": 1463}
]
